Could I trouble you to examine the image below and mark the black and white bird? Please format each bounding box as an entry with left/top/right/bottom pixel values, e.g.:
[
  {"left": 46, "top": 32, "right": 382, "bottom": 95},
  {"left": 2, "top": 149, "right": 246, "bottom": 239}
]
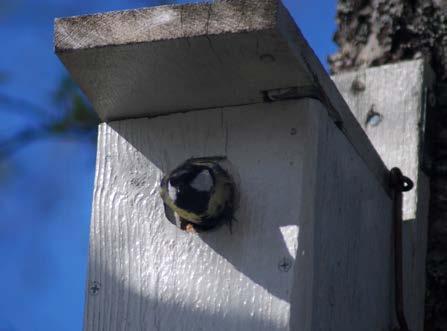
[{"left": 160, "top": 157, "right": 235, "bottom": 232}]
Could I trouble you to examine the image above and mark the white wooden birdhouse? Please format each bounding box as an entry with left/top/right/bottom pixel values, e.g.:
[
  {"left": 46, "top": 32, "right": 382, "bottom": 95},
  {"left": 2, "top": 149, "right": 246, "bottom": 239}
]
[{"left": 55, "top": 1, "right": 429, "bottom": 330}]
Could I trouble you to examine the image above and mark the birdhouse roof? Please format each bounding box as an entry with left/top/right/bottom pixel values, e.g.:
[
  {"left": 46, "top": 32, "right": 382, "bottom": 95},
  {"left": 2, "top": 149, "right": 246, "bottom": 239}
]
[{"left": 54, "top": 0, "right": 390, "bottom": 194}]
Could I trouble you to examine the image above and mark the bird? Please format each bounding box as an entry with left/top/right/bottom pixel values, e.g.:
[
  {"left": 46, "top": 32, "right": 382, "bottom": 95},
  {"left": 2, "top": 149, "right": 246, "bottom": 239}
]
[{"left": 160, "top": 157, "right": 235, "bottom": 232}]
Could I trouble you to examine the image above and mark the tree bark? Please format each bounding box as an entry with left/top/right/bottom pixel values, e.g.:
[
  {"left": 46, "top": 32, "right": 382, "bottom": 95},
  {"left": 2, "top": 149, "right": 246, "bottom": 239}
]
[
  {"left": 331, "top": 1, "right": 447, "bottom": 330},
  {"left": 330, "top": 0, "right": 447, "bottom": 80}
]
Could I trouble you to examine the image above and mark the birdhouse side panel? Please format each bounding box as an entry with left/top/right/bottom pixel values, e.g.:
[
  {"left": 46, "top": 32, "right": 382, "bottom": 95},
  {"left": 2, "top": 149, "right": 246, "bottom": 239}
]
[{"left": 303, "top": 105, "right": 394, "bottom": 331}]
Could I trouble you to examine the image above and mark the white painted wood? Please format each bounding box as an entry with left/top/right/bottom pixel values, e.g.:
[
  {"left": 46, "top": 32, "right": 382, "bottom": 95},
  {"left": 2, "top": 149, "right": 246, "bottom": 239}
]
[
  {"left": 332, "top": 59, "right": 429, "bottom": 220},
  {"left": 306, "top": 100, "right": 393, "bottom": 331},
  {"left": 54, "top": 0, "right": 390, "bottom": 197},
  {"left": 332, "top": 59, "right": 432, "bottom": 331},
  {"left": 55, "top": 2, "right": 407, "bottom": 328},
  {"left": 85, "top": 99, "right": 394, "bottom": 330},
  {"left": 54, "top": 0, "right": 311, "bottom": 121}
]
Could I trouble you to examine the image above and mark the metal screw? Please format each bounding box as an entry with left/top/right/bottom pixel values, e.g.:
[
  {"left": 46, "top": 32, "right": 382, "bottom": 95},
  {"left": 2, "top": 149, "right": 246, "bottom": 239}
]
[
  {"left": 365, "top": 105, "right": 383, "bottom": 127},
  {"left": 351, "top": 77, "right": 366, "bottom": 93},
  {"left": 278, "top": 257, "right": 292, "bottom": 272},
  {"left": 89, "top": 281, "right": 101, "bottom": 295}
]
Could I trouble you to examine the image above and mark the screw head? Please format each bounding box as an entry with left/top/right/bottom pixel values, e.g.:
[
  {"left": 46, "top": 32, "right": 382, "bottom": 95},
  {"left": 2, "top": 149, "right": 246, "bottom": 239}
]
[
  {"left": 365, "top": 105, "right": 383, "bottom": 127},
  {"left": 89, "top": 281, "right": 101, "bottom": 295},
  {"left": 278, "top": 257, "right": 292, "bottom": 272}
]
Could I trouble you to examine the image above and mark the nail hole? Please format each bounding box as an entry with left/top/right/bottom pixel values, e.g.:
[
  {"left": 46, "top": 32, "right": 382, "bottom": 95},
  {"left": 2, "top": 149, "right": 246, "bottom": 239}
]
[
  {"left": 428, "top": 92, "right": 436, "bottom": 108},
  {"left": 260, "top": 54, "right": 275, "bottom": 63},
  {"left": 351, "top": 78, "right": 366, "bottom": 92}
]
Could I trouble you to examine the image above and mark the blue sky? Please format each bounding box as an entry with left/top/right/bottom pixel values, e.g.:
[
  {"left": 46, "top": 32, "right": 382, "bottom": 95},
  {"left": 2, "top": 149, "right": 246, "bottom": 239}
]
[{"left": 0, "top": 1, "right": 336, "bottom": 330}]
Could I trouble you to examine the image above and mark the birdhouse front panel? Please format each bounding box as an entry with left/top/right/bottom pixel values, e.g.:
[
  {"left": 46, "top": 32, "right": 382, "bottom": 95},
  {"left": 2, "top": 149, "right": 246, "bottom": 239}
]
[{"left": 84, "top": 98, "right": 393, "bottom": 331}]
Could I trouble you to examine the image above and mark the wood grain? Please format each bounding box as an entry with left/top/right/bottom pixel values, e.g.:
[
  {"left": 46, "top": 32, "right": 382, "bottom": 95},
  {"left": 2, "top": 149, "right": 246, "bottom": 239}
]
[
  {"left": 308, "top": 100, "right": 393, "bottom": 331},
  {"left": 86, "top": 100, "right": 320, "bottom": 330},
  {"left": 85, "top": 99, "right": 394, "bottom": 330},
  {"left": 54, "top": 0, "right": 390, "bottom": 199},
  {"left": 332, "top": 59, "right": 431, "bottom": 331}
]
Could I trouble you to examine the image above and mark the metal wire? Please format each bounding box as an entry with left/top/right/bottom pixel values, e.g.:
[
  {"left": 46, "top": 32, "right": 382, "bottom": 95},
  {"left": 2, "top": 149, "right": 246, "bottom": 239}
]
[{"left": 389, "top": 167, "right": 414, "bottom": 331}]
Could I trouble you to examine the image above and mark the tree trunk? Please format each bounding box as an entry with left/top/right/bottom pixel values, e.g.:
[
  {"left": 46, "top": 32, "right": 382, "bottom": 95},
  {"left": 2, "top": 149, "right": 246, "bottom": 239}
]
[
  {"left": 331, "top": 1, "right": 447, "bottom": 330},
  {"left": 330, "top": 0, "right": 447, "bottom": 80}
]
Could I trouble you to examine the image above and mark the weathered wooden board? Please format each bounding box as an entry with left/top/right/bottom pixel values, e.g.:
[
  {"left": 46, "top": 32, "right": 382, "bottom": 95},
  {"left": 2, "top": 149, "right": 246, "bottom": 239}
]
[
  {"left": 54, "top": 0, "right": 390, "bottom": 199},
  {"left": 86, "top": 99, "right": 320, "bottom": 330},
  {"left": 85, "top": 99, "right": 393, "bottom": 330},
  {"left": 309, "top": 100, "right": 393, "bottom": 331},
  {"left": 53, "top": 0, "right": 312, "bottom": 120},
  {"left": 332, "top": 59, "right": 429, "bottom": 220},
  {"left": 332, "top": 59, "right": 431, "bottom": 331}
]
